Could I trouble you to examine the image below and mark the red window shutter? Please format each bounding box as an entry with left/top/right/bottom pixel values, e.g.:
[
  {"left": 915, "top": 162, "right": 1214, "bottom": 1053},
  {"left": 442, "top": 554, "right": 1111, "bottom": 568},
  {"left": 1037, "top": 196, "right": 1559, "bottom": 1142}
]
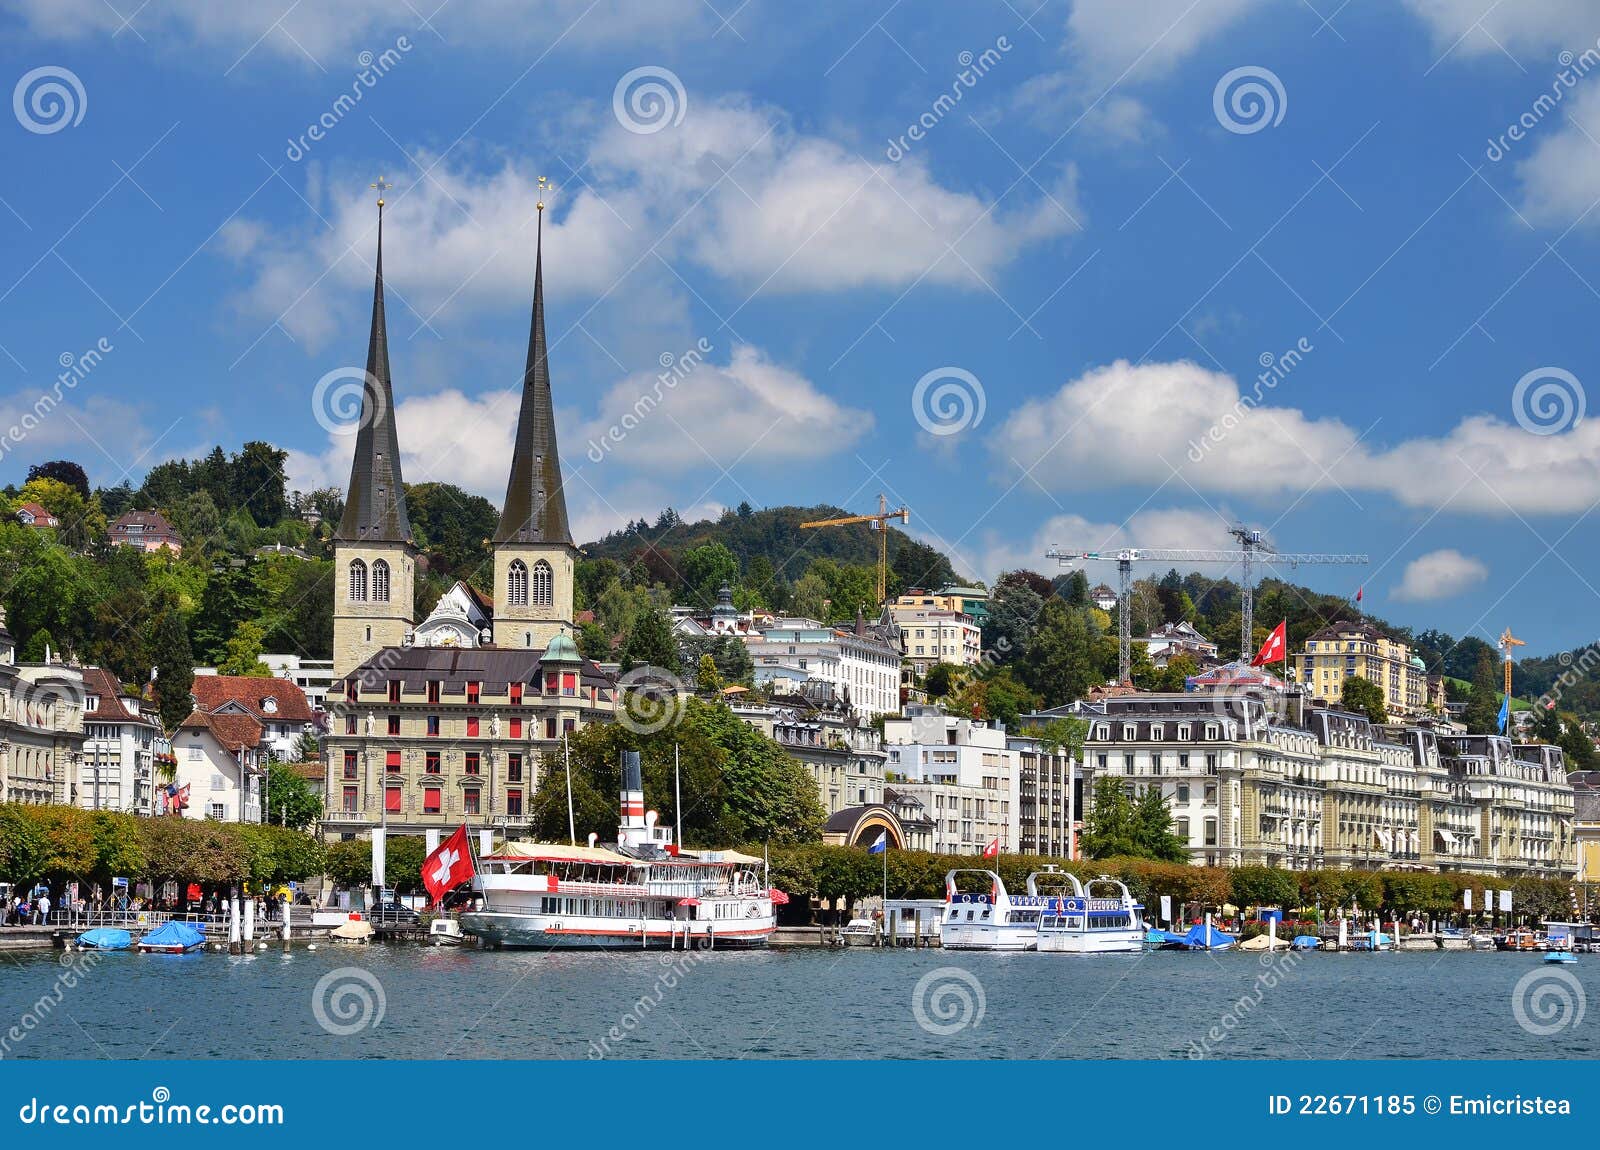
[
  {"left": 385, "top": 750, "right": 401, "bottom": 769},
  {"left": 385, "top": 786, "right": 402, "bottom": 812},
  {"left": 423, "top": 787, "right": 441, "bottom": 814},
  {"left": 467, "top": 716, "right": 479, "bottom": 737},
  {"left": 509, "top": 718, "right": 522, "bottom": 739},
  {"left": 545, "top": 672, "right": 558, "bottom": 694},
  {"left": 510, "top": 683, "right": 523, "bottom": 705},
  {"left": 562, "top": 672, "right": 576, "bottom": 694}
]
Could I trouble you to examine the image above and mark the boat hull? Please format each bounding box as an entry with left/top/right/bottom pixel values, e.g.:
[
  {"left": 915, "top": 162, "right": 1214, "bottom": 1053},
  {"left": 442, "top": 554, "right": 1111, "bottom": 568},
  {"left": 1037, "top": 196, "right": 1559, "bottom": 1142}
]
[
  {"left": 1035, "top": 928, "right": 1144, "bottom": 954},
  {"left": 940, "top": 923, "right": 1037, "bottom": 951},
  {"left": 460, "top": 911, "right": 772, "bottom": 950}
]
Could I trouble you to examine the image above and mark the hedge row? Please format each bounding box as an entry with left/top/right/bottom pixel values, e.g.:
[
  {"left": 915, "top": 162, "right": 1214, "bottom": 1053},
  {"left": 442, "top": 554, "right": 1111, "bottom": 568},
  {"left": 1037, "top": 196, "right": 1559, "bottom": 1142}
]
[
  {"left": 765, "top": 845, "right": 1579, "bottom": 921},
  {"left": 0, "top": 803, "right": 325, "bottom": 889}
]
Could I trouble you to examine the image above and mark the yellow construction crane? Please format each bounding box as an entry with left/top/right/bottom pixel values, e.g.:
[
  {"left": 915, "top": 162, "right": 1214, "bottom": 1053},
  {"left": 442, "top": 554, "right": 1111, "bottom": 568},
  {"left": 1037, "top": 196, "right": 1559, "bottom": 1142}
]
[
  {"left": 1498, "top": 627, "right": 1526, "bottom": 700},
  {"left": 800, "top": 494, "right": 910, "bottom": 608}
]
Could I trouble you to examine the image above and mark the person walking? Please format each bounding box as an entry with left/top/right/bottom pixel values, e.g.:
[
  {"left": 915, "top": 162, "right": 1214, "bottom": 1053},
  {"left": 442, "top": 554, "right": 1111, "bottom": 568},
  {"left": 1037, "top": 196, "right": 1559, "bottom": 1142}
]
[{"left": 37, "top": 891, "right": 51, "bottom": 925}]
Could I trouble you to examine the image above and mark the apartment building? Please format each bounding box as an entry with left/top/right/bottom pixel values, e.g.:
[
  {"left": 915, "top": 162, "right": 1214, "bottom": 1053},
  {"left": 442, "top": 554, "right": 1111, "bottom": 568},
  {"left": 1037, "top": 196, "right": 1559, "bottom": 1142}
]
[
  {"left": 1290, "top": 620, "right": 1441, "bottom": 718},
  {"left": 746, "top": 618, "right": 901, "bottom": 720},
  {"left": 888, "top": 602, "right": 982, "bottom": 676},
  {"left": 78, "top": 667, "right": 158, "bottom": 815},
  {"left": 1081, "top": 691, "right": 1575, "bottom": 876}
]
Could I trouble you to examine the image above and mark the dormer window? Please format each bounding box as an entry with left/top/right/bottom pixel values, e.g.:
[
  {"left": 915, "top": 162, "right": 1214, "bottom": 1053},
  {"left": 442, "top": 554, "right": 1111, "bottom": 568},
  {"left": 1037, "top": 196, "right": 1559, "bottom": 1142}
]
[{"left": 261, "top": 697, "right": 279, "bottom": 714}]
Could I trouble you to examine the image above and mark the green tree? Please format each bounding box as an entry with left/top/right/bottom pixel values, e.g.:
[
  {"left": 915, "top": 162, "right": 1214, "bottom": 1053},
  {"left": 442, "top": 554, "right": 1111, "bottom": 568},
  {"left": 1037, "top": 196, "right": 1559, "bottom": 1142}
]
[
  {"left": 982, "top": 576, "right": 1044, "bottom": 664},
  {"left": 923, "top": 662, "right": 963, "bottom": 700},
  {"left": 1020, "top": 598, "right": 1094, "bottom": 706},
  {"left": 27, "top": 461, "right": 90, "bottom": 499},
  {"left": 696, "top": 653, "right": 724, "bottom": 694},
  {"left": 1131, "top": 787, "right": 1188, "bottom": 862},
  {"left": 576, "top": 620, "right": 612, "bottom": 662},
  {"left": 151, "top": 593, "right": 195, "bottom": 733},
  {"left": 1340, "top": 675, "right": 1388, "bottom": 724},
  {"left": 619, "top": 604, "right": 681, "bottom": 673},
  {"left": 229, "top": 441, "right": 289, "bottom": 528},
  {"left": 217, "top": 620, "right": 272, "bottom": 676},
  {"left": 1463, "top": 649, "right": 1502, "bottom": 734},
  {"left": 264, "top": 761, "right": 323, "bottom": 830},
  {"left": 1081, "top": 778, "right": 1140, "bottom": 860},
  {"left": 680, "top": 542, "right": 739, "bottom": 609}
]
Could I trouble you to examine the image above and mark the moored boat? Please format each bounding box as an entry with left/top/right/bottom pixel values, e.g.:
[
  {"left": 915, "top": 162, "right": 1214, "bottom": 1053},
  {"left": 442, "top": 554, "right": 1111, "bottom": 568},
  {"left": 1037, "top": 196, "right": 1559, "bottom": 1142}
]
[
  {"left": 940, "top": 869, "right": 1041, "bottom": 951},
  {"left": 460, "top": 752, "right": 774, "bottom": 950},
  {"left": 136, "top": 920, "right": 206, "bottom": 954},
  {"left": 76, "top": 927, "right": 131, "bottom": 951},
  {"left": 1029, "top": 870, "right": 1145, "bottom": 955}
]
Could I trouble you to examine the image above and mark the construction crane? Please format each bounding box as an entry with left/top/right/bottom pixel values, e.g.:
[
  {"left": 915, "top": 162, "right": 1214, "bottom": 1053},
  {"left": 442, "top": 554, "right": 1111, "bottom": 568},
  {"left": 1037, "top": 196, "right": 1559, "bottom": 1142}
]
[
  {"left": 800, "top": 494, "right": 910, "bottom": 608},
  {"left": 1498, "top": 628, "right": 1525, "bottom": 701},
  {"left": 1047, "top": 528, "right": 1368, "bottom": 685}
]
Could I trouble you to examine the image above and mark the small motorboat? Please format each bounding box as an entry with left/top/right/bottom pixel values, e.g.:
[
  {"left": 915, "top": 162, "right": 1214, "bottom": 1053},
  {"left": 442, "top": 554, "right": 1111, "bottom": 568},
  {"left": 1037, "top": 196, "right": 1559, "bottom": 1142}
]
[
  {"left": 1179, "top": 922, "right": 1236, "bottom": 951},
  {"left": 428, "top": 918, "right": 465, "bottom": 947},
  {"left": 76, "top": 927, "right": 131, "bottom": 951},
  {"left": 137, "top": 920, "right": 206, "bottom": 954},
  {"left": 1545, "top": 950, "right": 1578, "bottom": 965},
  {"left": 331, "top": 920, "right": 374, "bottom": 945},
  {"left": 1467, "top": 932, "right": 1496, "bottom": 951},
  {"left": 840, "top": 918, "right": 881, "bottom": 947},
  {"left": 1290, "top": 935, "right": 1321, "bottom": 951}
]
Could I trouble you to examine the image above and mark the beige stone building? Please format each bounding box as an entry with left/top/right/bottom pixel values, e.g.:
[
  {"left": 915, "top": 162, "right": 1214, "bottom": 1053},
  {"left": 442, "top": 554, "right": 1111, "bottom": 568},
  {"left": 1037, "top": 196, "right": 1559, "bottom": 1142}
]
[{"left": 0, "top": 612, "right": 86, "bottom": 806}]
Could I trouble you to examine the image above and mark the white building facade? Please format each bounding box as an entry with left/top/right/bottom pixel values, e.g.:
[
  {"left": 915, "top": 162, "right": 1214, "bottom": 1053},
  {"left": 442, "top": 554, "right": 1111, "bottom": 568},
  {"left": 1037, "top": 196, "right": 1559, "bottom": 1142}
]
[
  {"left": 745, "top": 619, "right": 901, "bottom": 720},
  {"left": 78, "top": 667, "right": 158, "bottom": 815}
]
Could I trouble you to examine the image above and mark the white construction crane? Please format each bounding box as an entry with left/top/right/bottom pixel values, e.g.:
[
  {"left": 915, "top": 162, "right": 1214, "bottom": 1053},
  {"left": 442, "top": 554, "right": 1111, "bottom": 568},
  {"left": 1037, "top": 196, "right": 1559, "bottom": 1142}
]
[{"left": 1046, "top": 528, "right": 1368, "bottom": 685}]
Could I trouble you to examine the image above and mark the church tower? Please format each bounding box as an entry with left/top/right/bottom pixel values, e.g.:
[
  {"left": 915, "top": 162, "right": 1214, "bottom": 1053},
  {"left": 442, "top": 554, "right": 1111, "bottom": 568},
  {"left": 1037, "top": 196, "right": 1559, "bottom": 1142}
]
[
  {"left": 493, "top": 180, "right": 576, "bottom": 650},
  {"left": 332, "top": 181, "right": 416, "bottom": 677}
]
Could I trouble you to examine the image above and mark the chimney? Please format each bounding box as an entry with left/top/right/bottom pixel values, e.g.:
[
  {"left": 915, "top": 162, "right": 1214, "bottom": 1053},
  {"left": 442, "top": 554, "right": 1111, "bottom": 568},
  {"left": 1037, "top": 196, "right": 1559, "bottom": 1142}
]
[{"left": 618, "top": 750, "right": 646, "bottom": 845}]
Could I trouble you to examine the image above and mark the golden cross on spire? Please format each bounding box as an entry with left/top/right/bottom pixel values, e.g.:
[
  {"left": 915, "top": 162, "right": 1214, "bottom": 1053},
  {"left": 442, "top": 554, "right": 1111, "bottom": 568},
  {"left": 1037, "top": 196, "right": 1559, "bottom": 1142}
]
[
  {"left": 370, "top": 175, "right": 393, "bottom": 208},
  {"left": 536, "top": 175, "right": 547, "bottom": 213}
]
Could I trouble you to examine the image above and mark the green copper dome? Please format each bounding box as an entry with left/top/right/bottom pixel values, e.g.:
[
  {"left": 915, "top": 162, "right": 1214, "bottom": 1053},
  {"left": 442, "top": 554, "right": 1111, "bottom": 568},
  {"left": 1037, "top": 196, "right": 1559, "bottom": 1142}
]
[{"left": 541, "top": 632, "right": 582, "bottom": 663}]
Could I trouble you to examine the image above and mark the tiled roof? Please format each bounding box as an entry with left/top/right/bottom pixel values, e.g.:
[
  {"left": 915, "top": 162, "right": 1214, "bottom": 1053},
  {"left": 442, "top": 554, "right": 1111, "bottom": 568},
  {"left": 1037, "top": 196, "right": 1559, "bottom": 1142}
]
[
  {"left": 17, "top": 501, "right": 55, "bottom": 522},
  {"left": 289, "top": 761, "right": 325, "bottom": 781},
  {"left": 178, "top": 709, "right": 264, "bottom": 750},
  {"left": 190, "top": 675, "right": 316, "bottom": 723},
  {"left": 111, "top": 509, "right": 180, "bottom": 537},
  {"left": 81, "top": 667, "right": 156, "bottom": 725},
  {"left": 1305, "top": 619, "right": 1387, "bottom": 643}
]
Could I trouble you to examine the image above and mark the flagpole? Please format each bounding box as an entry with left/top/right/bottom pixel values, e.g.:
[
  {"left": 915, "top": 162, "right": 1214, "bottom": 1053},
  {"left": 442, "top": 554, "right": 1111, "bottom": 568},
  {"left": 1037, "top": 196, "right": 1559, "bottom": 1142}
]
[
  {"left": 674, "top": 743, "right": 682, "bottom": 849},
  {"left": 563, "top": 734, "right": 576, "bottom": 846}
]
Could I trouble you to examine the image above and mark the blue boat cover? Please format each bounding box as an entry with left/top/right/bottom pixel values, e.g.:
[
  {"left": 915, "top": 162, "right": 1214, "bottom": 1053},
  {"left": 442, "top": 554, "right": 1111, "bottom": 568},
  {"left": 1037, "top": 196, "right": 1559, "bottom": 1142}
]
[
  {"left": 1290, "top": 935, "right": 1321, "bottom": 949},
  {"left": 1181, "top": 923, "right": 1237, "bottom": 949},
  {"left": 77, "top": 928, "right": 131, "bottom": 950},
  {"left": 1145, "top": 929, "right": 1189, "bottom": 947},
  {"left": 139, "top": 920, "right": 206, "bottom": 949}
]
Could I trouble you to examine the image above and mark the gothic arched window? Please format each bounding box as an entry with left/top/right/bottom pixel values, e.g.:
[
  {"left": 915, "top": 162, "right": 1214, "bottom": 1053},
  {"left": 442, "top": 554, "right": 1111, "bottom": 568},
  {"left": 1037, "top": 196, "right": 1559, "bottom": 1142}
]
[
  {"left": 508, "top": 560, "right": 529, "bottom": 607},
  {"left": 371, "top": 559, "right": 390, "bottom": 603},
  {"left": 531, "top": 560, "right": 553, "bottom": 606},
  {"left": 349, "top": 559, "right": 368, "bottom": 602}
]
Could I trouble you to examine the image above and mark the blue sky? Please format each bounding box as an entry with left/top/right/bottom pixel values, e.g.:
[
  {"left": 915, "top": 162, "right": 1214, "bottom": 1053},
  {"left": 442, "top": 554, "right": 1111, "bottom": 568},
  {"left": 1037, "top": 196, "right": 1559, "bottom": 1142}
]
[{"left": 3, "top": 1, "right": 1600, "bottom": 654}]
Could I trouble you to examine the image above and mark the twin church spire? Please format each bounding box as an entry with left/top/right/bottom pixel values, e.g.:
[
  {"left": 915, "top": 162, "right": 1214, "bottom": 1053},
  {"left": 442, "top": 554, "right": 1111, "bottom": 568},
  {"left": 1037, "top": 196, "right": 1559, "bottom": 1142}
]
[{"left": 332, "top": 174, "right": 575, "bottom": 673}]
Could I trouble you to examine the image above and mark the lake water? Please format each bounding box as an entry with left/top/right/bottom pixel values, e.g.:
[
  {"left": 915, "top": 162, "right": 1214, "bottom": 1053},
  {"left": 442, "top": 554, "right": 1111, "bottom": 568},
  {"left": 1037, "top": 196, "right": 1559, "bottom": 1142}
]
[{"left": 0, "top": 944, "right": 1593, "bottom": 1060}]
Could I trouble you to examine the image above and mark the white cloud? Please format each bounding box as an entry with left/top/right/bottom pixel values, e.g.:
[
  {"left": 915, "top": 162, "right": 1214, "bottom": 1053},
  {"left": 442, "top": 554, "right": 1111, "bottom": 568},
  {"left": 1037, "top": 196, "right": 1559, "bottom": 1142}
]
[
  {"left": 1507, "top": 85, "right": 1600, "bottom": 230},
  {"left": 0, "top": 389, "right": 159, "bottom": 486},
  {"left": 989, "top": 358, "right": 1600, "bottom": 515},
  {"left": 7, "top": 0, "right": 705, "bottom": 62},
  {"left": 224, "top": 99, "right": 1080, "bottom": 353},
  {"left": 1401, "top": 0, "right": 1596, "bottom": 61},
  {"left": 944, "top": 506, "right": 1234, "bottom": 584},
  {"left": 1392, "top": 548, "right": 1489, "bottom": 601},
  {"left": 573, "top": 344, "right": 872, "bottom": 471}
]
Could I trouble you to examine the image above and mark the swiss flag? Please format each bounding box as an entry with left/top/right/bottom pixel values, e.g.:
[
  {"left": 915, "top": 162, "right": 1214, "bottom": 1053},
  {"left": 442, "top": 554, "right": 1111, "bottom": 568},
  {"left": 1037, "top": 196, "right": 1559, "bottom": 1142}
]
[
  {"left": 982, "top": 837, "right": 1001, "bottom": 859},
  {"left": 1251, "top": 621, "right": 1287, "bottom": 667},
  {"left": 422, "top": 825, "right": 475, "bottom": 904}
]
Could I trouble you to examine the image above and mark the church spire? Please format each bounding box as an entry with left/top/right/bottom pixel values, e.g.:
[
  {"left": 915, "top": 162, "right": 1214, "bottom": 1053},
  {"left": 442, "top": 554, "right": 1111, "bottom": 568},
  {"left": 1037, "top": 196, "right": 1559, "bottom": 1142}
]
[
  {"left": 335, "top": 178, "right": 412, "bottom": 544},
  {"left": 495, "top": 177, "right": 572, "bottom": 546}
]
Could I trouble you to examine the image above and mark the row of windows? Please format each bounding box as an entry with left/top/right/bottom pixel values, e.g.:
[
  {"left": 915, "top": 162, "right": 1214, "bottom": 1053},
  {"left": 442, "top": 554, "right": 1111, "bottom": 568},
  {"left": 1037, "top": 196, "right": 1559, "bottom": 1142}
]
[
  {"left": 359, "top": 785, "right": 519, "bottom": 817},
  {"left": 351, "top": 675, "right": 581, "bottom": 706},
  {"left": 345, "top": 713, "right": 579, "bottom": 740},
  {"left": 345, "top": 749, "right": 528, "bottom": 781}
]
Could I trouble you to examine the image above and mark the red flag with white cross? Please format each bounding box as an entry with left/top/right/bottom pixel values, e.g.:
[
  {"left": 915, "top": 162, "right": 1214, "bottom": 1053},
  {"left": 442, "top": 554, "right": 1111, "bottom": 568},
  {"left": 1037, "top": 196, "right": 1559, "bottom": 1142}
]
[
  {"left": 1251, "top": 621, "right": 1287, "bottom": 667},
  {"left": 422, "top": 825, "right": 475, "bottom": 904}
]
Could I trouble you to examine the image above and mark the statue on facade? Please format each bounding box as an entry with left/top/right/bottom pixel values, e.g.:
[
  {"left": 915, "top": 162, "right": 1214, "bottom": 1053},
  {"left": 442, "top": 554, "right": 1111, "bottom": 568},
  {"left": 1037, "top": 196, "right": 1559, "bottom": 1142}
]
[
  {"left": 365, "top": 711, "right": 375, "bottom": 737},
  {"left": 490, "top": 712, "right": 501, "bottom": 740}
]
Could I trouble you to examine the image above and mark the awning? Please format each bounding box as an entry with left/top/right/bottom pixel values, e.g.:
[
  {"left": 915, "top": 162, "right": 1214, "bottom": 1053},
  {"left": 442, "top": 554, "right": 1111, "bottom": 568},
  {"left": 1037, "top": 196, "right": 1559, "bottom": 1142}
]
[
  {"left": 769, "top": 888, "right": 791, "bottom": 906},
  {"left": 1374, "top": 828, "right": 1393, "bottom": 851},
  {"left": 677, "top": 898, "right": 700, "bottom": 907},
  {"left": 1436, "top": 828, "right": 1457, "bottom": 847}
]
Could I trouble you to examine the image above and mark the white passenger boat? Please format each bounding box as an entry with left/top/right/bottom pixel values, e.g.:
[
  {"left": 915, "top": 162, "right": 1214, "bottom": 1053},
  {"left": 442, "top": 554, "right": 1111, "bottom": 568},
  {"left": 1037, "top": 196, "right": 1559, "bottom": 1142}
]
[
  {"left": 460, "top": 752, "right": 775, "bottom": 950},
  {"left": 940, "top": 869, "right": 1042, "bottom": 951},
  {"left": 1029, "top": 870, "right": 1145, "bottom": 955}
]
